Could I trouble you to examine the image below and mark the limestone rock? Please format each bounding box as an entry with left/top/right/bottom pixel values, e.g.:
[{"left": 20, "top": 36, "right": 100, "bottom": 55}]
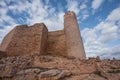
[
  {"left": 0, "top": 55, "right": 34, "bottom": 79},
  {"left": 13, "top": 73, "right": 38, "bottom": 80},
  {"left": 38, "top": 69, "right": 61, "bottom": 78},
  {"left": 0, "top": 64, "right": 15, "bottom": 78},
  {"left": 16, "top": 68, "right": 41, "bottom": 75},
  {"left": 14, "top": 68, "right": 41, "bottom": 80},
  {"left": 0, "top": 55, "right": 120, "bottom": 80},
  {"left": 55, "top": 70, "right": 71, "bottom": 79}
]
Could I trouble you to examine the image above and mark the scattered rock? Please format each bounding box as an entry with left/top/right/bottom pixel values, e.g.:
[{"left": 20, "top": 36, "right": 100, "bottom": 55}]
[
  {"left": 16, "top": 68, "right": 41, "bottom": 75},
  {"left": 55, "top": 70, "right": 71, "bottom": 79},
  {"left": 39, "top": 56, "right": 53, "bottom": 62},
  {"left": 0, "top": 64, "right": 15, "bottom": 78},
  {"left": 38, "top": 69, "right": 61, "bottom": 78},
  {"left": 0, "top": 55, "right": 120, "bottom": 80},
  {"left": 13, "top": 73, "right": 38, "bottom": 80}
]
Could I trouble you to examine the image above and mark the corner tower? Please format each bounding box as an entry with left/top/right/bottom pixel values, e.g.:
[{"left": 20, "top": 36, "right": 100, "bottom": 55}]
[{"left": 64, "top": 11, "right": 86, "bottom": 59}]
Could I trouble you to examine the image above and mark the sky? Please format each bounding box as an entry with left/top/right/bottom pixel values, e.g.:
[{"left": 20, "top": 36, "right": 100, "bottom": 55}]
[{"left": 0, "top": 0, "right": 120, "bottom": 59}]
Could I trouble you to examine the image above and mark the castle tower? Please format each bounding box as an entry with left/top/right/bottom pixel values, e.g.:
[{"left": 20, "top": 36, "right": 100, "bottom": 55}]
[{"left": 64, "top": 11, "right": 86, "bottom": 59}]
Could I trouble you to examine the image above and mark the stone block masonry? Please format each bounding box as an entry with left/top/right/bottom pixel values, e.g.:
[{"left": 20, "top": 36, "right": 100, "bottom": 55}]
[
  {"left": 64, "top": 11, "right": 86, "bottom": 59},
  {"left": 0, "top": 11, "right": 86, "bottom": 59},
  {"left": 47, "top": 30, "right": 66, "bottom": 56},
  {"left": 0, "top": 23, "right": 48, "bottom": 56}
]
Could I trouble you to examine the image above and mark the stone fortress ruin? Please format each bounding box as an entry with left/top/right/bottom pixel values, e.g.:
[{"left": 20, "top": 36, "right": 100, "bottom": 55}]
[
  {"left": 0, "top": 11, "right": 86, "bottom": 59},
  {"left": 0, "top": 11, "right": 120, "bottom": 80}
]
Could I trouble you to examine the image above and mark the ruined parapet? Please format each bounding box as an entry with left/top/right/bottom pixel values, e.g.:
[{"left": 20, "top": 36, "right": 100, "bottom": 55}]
[
  {"left": 0, "top": 23, "right": 48, "bottom": 56},
  {"left": 64, "top": 11, "right": 86, "bottom": 59}
]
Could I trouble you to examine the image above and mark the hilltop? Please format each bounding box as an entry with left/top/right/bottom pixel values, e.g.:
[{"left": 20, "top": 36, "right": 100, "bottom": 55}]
[{"left": 0, "top": 54, "right": 120, "bottom": 80}]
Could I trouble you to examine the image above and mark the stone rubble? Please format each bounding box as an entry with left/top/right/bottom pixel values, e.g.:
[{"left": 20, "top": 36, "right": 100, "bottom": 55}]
[{"left": 0, "top": 55, "right": 119, "bottom": 80}]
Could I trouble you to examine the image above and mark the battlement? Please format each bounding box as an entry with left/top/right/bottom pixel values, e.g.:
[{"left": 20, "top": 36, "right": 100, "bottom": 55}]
[
  {"left": 15, "top": 23, "right": 47, "bottom": 30},
  {"left": 31, "top": 23, "right": 46, "bottom": 28},
  {"left": 64, "top": 11, "right": 75, "bottom": 18},
  {"left": 0, "top": 11, "right": 86, "bottom": 59}
]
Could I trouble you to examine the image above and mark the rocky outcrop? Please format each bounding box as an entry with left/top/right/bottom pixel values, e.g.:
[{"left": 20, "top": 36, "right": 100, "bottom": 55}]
[
  {"left": 0, "top": 55, "right": 119, "bottom": 80},
  {"left": 0, "top": 55, "right": 34, "bottom": 79}
]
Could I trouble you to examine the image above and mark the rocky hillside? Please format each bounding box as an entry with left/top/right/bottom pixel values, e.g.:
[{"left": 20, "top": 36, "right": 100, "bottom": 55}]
[{"left": 0, "top": 54, "right": 120, "bottom": 80}]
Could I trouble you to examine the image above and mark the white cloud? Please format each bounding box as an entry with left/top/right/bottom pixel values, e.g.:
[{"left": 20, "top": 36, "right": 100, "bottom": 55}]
[
  {"left": 0, "top": 24, "right": 17, "bottom": 43},
  {"left": 0, "top": 0, "right": 65, "bottom": 44},
  {"left": 45, "top": 0, "right": 50, "bottom": 5},
  {"left": 0, "top": 0, "right": 7, "bottom": 7},
  {"left": 82, "top": 14, "right": 89, "bottom": 20},
  {"left": 0, "top": 0, "right": 18, "bottom": 43},
  {"left": 106, "top": 7, "right": 120, "bottom": 22},
  {"left": 82, "top": 7, "right": 120, "bottom": 59},
  {"left": 66, "top": 0, "right": 80, "bottom": 15},
  {"left": 0, "top": 0, "right": 64, "bottom": 31},
  {"left": 95, "top": 7, "right": 120, "bottom": 43},
  {"left": 25, "top": 0, "right": 64, "bottom": 31},
  {"left": 80, "top": 3, "right": 87, "bottom": 10},
  {"left": 96, "top": 22, "right": 119, "bottom": 42},
  {"left": 8, "top": 0, "right": 31, "bottom": 14},
  {"left": 92, "top": 0, "right": 104, "bottom": 10}
]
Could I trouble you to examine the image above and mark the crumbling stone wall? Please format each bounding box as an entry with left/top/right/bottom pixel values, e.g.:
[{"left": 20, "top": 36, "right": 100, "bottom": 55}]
[
  {"left": 0, "top": 23, "right": 48, "bottom": 56},
  {"left": 47, "top": 30, "right": 66, "bottom": 56},
  {"left": 0, "top": 28, "right": 16, "bottom": 52},
  {"left": 0, "top": 11, "right": 86, "bottom": 59}
]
